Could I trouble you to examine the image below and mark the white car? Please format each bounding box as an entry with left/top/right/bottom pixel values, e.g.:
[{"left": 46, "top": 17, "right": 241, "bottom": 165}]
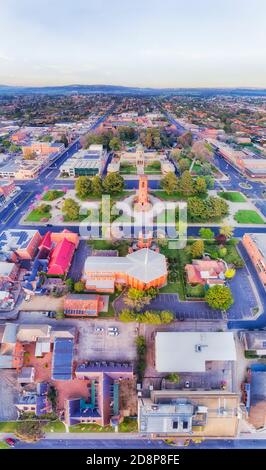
[
  {"left": 108, "top": 331, "right": 119, "bottom": 336},
  {"left": 95, "top": 327, "right": 104, "bottom": 333},
  {"left": 107, "top": 326, "right": 118, "bottom": 332}
]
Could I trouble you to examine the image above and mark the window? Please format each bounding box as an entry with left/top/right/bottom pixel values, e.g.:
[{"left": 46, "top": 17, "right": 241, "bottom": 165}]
[{"left": 172, "top": 420, "right": 178, "bottom": 429}]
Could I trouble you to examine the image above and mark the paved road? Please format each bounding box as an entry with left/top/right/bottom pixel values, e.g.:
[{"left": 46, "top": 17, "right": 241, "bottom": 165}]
[{"left": 8, "top": 437, "right": 266, "bottom": 449}]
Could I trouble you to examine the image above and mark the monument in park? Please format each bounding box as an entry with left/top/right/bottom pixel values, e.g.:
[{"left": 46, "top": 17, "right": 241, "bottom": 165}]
[{"left": 134, "top": 175, "right": 152, "bottom": 212}]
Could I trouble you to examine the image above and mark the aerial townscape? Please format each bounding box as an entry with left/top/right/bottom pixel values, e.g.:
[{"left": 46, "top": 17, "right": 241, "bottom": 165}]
[
  {"left": 0, "top": 88, "right": 265, "bottom": 451},
  {"left": 0, "top": 0, "right": 266, "bottom": 458}
]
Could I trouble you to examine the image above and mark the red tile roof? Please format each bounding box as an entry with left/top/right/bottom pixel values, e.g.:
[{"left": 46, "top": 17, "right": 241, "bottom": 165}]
[{"left": 48, "top": 238, "right": 75, "bottom": 276}]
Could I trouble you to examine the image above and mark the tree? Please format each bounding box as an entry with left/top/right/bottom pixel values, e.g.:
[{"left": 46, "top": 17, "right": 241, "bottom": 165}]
[
  {"left": 119, "top": 309, "right": 136, "bottom": 322},
  {"left": 103, "top": 172, "right": 124, "bottom": 194},
  {"left": 75, "top": 176, "right": 92, "bottom": 199},
  {"left": 170, "top": 148, "right": 182, "bottom": 162},
  {"left": 62, "top": 198, "right": 80, "bottom": 221},
  {"left": 191, "top": 239, "right": 204, "bottom": 258},
  {"left": 161, "top": 172, "right": 178, "bottom": 195},
  {"left": 219, "top": 226, "right": 234, "bottom": 239},
  {"left": 192, "top": 140, "right": 213, "bottom": 162},
  {"left": 195, "top": 176, "right": 207, "bottom": 195},
  {"left": 178, "top": 131, "right": 193, "bottom": 148},
  {"left": 109, "top": 137, "right": 122, "bottom": 151},
  {"left": 118, "top": 126, "right": 137, "bottom": 142},
  {"left": 166, "top": 373, "right": 180, "bottom": 383},
  {"left": 205, "top": 197, "right": 228, "bottom": 221},
  {"left": 124, "top": 288, "right": 151, "bottom": 312},
  {"left": 24, "top": 151, "right": 37, "bottom": 160},
  {"left": 91, "top": 175, "right": 103, "bottom": 197},
  {"left": 225, "top": 268, "right": 236, "bottom": 279},
  {"left": 201, "top": 162, "right": 213, "bottom": 176},
  {"left": 66, "top": 277, "right": 74, "bottom": 292},
  {"left": 15, "top": 421, "right": 44, "bottom": 442},
  {"left": 179, "top": 158, "right": 190, "bottom": 173},
  {"left": 38, "top": 203, "right": 50, "bottom": 214},
  {"left": 160, "top": 310, "right": 175, "bottom": 323},
  {"left": 205, "top": 285, "right": 234, "bottom": 311},
  {"left": 215, "top": 233, "right": 227, "bottom": 246},
  {"left": 187, "top": 197, "right": 207, "bottom": 221},
  {"left": 178, "top": 170, "right": 195, "bottom": 197},
  {"left": 74, "top": 280, "right": 86, "bottom": 292},
  {"left": 199, "top": 228, "right": 214, "bottom": 240}
]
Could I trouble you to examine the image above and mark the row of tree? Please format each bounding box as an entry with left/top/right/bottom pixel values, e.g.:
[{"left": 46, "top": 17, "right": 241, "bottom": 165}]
[
  {"left": 161, "top": 170, "right": 208, "bottom": 196},
  {"left": 75, "top": 173, "right": 124, "bottom": 199}
]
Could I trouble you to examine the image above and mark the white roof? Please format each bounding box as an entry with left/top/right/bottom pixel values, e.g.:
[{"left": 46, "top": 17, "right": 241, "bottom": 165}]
[
  {"left": 84, "top": 248, "right": 167, "bottom": 284},
  {"left": 0, "top": 261, "right": 15, "bottom": 276},
  {"left": 155, "top": 332, "right": 236, "bottom": 373}
]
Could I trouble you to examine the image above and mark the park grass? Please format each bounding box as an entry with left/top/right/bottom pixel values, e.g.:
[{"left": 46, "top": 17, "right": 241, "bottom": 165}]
[
  {"left": 118, "top": 417, "right": 138, "bottom": 433},
  {"left": 120, "top": 164, "right": 137, "bottom": 174},
  {"left": 42, "top": 421, "right": 66, "bottom": 433},
  {"left": 0, "top": 422, "right": 18, "bottom": 432},
  {"left": 42, "top": 190, "right": 64, "bottom": 201},
  {"left": 0, "top": 441, "right": 10, "bottom": 449},
  {"left": 218, "top": 191, "right": 246, "bottom": 202},
  {"left": 87, "top": 239, "right": 130, "bottom": 256},
  {"left": 234, "top": 210, "right": 265, "bottom": 224},
  {"left": 69, "top": 423, "right": 114, "bottom": 433},
  {"left": 152, "top": 190, "right": 182, "bottom": 201},
  {"left": 26, "top": 206, "right": 51, "bottom": 222}
]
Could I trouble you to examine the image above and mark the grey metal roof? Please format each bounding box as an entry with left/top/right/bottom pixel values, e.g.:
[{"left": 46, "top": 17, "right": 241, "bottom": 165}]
[{"left": 52, "top": 337, "right": 74, "bottom": 381}]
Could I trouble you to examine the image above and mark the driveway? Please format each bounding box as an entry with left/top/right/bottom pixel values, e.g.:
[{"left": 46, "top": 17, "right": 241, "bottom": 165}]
[{"left": 0, "top": 370, "right": 19, "bottom": 421}]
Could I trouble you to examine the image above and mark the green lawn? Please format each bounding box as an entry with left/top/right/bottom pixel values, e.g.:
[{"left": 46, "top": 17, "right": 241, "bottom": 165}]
[
  {"left": 218, "top": 191, "right": 246, "bottom": 202},
  {"left": 42, "top": 421, "right": 66, "bottom": 433},
  {"left": 118, "top": 417, "right": 138, "bottom": 432},
  {"left": 0, "top": 441, "right": 10, "bottom": 449},
  {"left": 43, "top": 190, "right": 64, "bottom": 201},
  {"left": 88, "top": 239, "right": 130, "bottom": 256},
  {"left": 0, "top": 422, "right": 18, "bottom": 432},
  {"left": 26, "top": 206, "right": 51, "bottom": 222},
  {"left": 234, "top": 210, "right": 265, "bottom": 224},
  {"left": 69, "top": 423, "right": 114, "bottom": 433},
  {"left": 120, "top": 164, "right": 137, "bottom": 174},
  {"left": 152, "top": 190, "right": 182, "bottom": 201}
]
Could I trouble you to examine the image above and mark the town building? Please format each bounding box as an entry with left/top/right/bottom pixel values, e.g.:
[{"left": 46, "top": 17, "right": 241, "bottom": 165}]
[
  {"left": 138, "top": 390, "right": 240, "bottom": 437},
  {"left": 242, "top": 233, "right": 266, "bottom": 290},
  {"left": 155, "top": 332, "right": 236, "bottom": 373},
  {"left": 15, "top": 382, "right": 51, "bottom": 416},
  {"left": 244, "top": 366, "right": 266, "bottom": 429},
  {"left": 240, "top": 331, "right": 266, "bottom": 356},
  {"left": 0, "top": 261, "right": 19, "bottom": 282},
  {"left": 64, "top": 294, "right": 109, "bottom": 317},
  {"left": 0, "top": 180, "right": 16, "bottom": 198},
  {"left": 185, "top": 259, "right": 227, "bottom": 286},
  {"left": 0, "top": 323, "right": 23, "bottom": 369},
  {"left": 83, "top": 248, "right": 168, "bottom": 292},
  {"left": 22, "top": 141, "right": 64, "bottom": 157},
  {"left": 0, "top": 229, "right": 42, "bottom": 261},
  {"left": 38, "top": 230, "right": 79, "bottom": 277},
  {"left": 51, "top": 337, "right": 74, "bottom": 381},
  {"left": 60, "top": 144, "right": 107, "bottom": 177},
  {"left": 65, "top": 362, "right": 134, "bottom": 426}
]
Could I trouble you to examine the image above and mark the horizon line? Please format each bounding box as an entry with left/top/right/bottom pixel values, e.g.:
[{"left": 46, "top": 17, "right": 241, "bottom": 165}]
[{"left": 1, "top": 83, "right": 266, "bottom": 90}]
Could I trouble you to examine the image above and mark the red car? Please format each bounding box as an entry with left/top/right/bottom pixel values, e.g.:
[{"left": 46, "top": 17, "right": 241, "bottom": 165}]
[{"left": 5, "top": 438, "right": 16, "bottom": 447}]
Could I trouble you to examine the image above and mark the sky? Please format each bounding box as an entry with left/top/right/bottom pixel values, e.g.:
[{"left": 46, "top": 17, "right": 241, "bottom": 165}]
[{"left": 0, "top": 0, "right": 266, "bottom": 88}]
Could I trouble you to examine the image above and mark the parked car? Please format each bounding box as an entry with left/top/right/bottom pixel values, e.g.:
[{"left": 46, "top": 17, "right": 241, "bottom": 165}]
[
  {"left": 108, "top": 331, "right": 119, "bottom": 336},
  {"left": 5, "top": 438, "right": 16, "bottom": 447},
  {"left": 48, "top": 311, "right": 56, "bottom": 318},
  {"left": 185, "top": 381, "right": 190, "bottom": 388},
  {"left": 107, "top": 326, "right": 118, "bottom": 332},
  {"left": 95, "top": 327, "right": 104, "bottom": 333}
]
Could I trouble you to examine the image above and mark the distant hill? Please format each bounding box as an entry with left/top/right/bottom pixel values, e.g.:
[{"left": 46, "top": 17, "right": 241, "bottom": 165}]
[{"left": 0, "top": 84, "right": 266, "bottom": 96}]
